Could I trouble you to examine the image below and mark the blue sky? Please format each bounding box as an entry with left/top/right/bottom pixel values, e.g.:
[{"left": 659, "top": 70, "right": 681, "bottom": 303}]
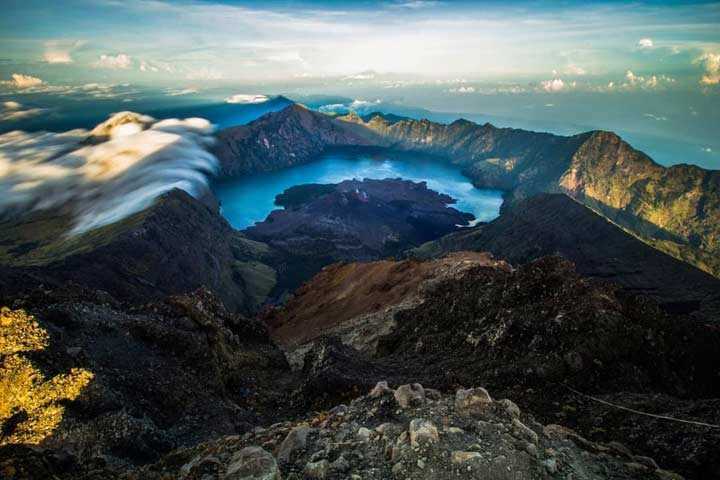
[{"left": 1, "top": 0, "right": 719, "bottom": 86}]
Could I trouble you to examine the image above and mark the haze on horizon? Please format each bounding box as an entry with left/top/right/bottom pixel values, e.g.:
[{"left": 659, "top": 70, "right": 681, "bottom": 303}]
[{"left": 1, "top": 0, "right": 719, "bottom": 168}]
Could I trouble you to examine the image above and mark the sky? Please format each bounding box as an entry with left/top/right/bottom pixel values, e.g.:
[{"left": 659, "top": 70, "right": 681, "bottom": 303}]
[
  {"left": 0, "top": 0, "right": 719, "bottom": 168},
  {"left": 1, "top": 0, "right": 719, "bottom": 84}
]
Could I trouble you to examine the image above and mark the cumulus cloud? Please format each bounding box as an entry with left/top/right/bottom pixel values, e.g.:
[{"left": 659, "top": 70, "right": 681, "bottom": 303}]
[
  {"left": 637, "top": 38, "right": 654, "bottom": 49},
  {"left": 95, "top": 53, "right": 132, "bottom": 69},
  {"left": 140, "top": 60, "right": 175, "bottom": 73},
  {"left": 541, "top": 78, "right": 565, "bottom": 92},
  {"left": 43, "top": 40, "right": 83, "bottom": 64},
  {"left": 0, "top": 101, "right": 46, "bottom": 122},
  {"left": 317, "top": 99, "right": 381, "bottom": 114},
  {"left": 225, "top": 94, "right": 269, "bottom": 104},
  {"left": 696, "top": 52, "right": 720, "bottom": 85},
  {"left": 622, "top": 70, "right": 675, "bottom": 90},
  {"left": 0, "top": 112, "right": 217, "bottom": 234},
  {"left": 1, "top": 73, "right": 44, "bottom": 89}
]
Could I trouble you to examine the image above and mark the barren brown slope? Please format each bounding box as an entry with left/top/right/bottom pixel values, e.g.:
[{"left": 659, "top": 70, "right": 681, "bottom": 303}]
[{"left": 264, "top": 251, "right": 508, "bottom": 352}]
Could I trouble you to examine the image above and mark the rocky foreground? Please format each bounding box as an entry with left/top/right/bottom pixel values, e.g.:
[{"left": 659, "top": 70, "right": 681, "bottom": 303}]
[{"left": 5, "top": 381, "right": 683, "bottom": 480}]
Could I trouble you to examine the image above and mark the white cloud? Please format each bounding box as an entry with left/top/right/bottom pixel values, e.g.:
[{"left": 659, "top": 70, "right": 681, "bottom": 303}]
[
  {"left": 1, "top": 73, "right": 44, "bottom": 88},
  {"left": 392, "top": 1, "right": 442, "bottom": 8},
  {"left": 696, "top": 52, "right": 720, "bottom": 85},
  {"left": 343, "top": 71, "right": 377, "bottom": 81},
  {"left": 0, "top": 101, "right": 46, "bottom": 122},
  {"left": 43, "top": 40, "right": 83, "bottom": 64},
  {"left": 643, "top": 113, "right": 668, "bottom": 121},
  {"left": 0, "top": 112, "right": 217, "bottom": 234},
  {"left": 622, "top": 70, "right": 675, "bottom": 90},
  {"left": 564, "top": 64, "right": 586, "bottom": 76},
  {"left": 541, "top": 78, "right": 565, "bottom": 92},
  {"left": 96, "top": 53, "right": 132, "bottom": 69},
  {"left": 225, "top": 94, "right": 269, "bottom": 104},
  {"left": 140, "top": 60, "right": 175, "bottom": 73},
  {"left": 637, "top": 38, "right": 654, "bottom": 49},
  {"left": 447, "top": 86, "right": 476, "bottom": 94},
  {"left": 166, "top": 88, "right": 198, "bottom": 96}
]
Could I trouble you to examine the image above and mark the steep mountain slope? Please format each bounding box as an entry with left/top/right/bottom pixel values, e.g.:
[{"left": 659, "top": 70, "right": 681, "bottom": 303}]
[
  {"left": 0, "top": 189, "right": 277, "bottom": 314},
  {"left": 409, "top": 194, "right": 720, "bottom": 321},
  {"left": 268, "top": 255, "right": 720, "bottom": 478},
  {"left": 213, "top": 103, "right": 382, "bottom": 176},
  {"left": 340, "top": 112, "right": 720, "bottom": 277},
  {"left": 264, "top": 251, "right": 507, "bottom": 365},
  {"left": 0, "top": 286, "right": 291, "bottom": 468}
]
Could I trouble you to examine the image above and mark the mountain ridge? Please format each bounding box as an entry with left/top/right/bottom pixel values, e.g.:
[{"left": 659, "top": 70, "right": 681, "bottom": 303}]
[{"left": 215, "top": 104, "right": 718, "bottom": 276}]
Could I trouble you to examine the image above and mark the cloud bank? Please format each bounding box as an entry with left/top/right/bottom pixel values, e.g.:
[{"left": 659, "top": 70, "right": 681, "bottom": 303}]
[
  {"left": 0, "top": 112, "right": 218, "bottom": 234},
  {"left": 1, "top": 74, "right": 44, "bottom": 89}
]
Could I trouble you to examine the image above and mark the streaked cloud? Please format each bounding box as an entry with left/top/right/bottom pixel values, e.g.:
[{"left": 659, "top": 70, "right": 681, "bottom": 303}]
[
  {"left": 0, "top": 101, "right": 46, "bottom": 122},
  {"left": 0, "top": 112, "right": 217, "bottom": 234}
]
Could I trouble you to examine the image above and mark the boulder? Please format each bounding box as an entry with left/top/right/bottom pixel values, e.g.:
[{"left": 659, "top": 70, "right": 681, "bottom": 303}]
[
  {"left": 277, "top": 425, "right": 311, "bottom": 464},
  {"left": 455, "top": 388, "right": 492, "bottom": 417},
  {"left": 394, "top": 383, "right": 425, "bottom": 408},
  {"left": 408, "top": 419, "right": 439, "bottom": 448},
  {"left": 226, "top": 447, "right": 280, "bottom": 480}
]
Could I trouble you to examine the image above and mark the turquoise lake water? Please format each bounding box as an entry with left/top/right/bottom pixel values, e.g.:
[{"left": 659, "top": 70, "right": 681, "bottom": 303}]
[{"left": 213, "top": 151, "right": 505, "bottom": 230}]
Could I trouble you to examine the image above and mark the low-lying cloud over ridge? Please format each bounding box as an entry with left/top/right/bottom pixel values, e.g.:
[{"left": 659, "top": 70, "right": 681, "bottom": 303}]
[{"left": 0, "top": 112, "right": 218, "bottom": 234}]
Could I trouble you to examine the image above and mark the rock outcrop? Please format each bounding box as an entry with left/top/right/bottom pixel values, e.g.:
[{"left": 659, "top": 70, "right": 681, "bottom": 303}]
[
  {"left": 0, "top": 189, "right": 277, "bottom": 314},
  {"left": 268, "top": 254, "right": 720, "bottom": 478},
  {"left": 244, "top": 179, "right": 474, "bottom": 294},
  {"left": 409, "top": 193, "right": 720, "bottom": 322},
  {"left": 213, "top": 103, "right": 381, "bottom": 176},
  {"left": 15, "top": 382, "right": 682, "bottom": 479},
  {"left": 0, "top": 285, "right": 291, "bottom": 469},
  {"left": 263, "top": 251, "right": 508, "bottom": 365},
  {"left": 339, "top": 112, "right": 720, "bottom": 277}
]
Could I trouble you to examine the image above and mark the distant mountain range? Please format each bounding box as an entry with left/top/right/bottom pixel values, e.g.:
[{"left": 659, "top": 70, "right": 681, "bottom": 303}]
[{"left": 215, "top": 104, "right": 720, "bottom": 278}]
